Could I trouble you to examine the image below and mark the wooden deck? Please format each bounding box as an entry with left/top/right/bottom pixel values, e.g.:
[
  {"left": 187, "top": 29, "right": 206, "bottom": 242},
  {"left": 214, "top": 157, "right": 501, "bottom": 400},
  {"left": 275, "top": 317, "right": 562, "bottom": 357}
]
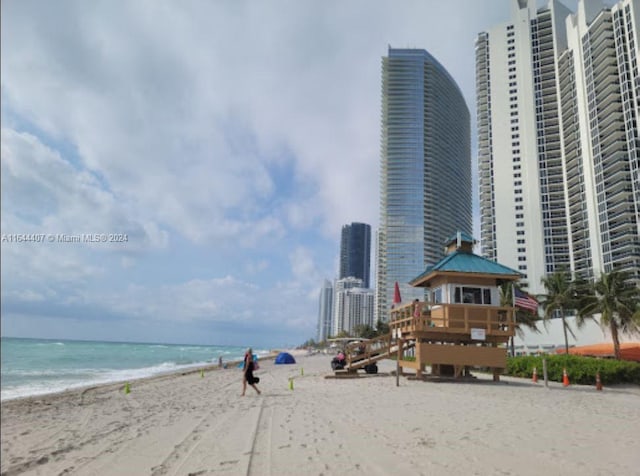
[
  {"left": 390, "top": 301, "right": 515, "bottom": 344},
  {"left": 336, "top": 301, "right": 515, "bottom": 380}
]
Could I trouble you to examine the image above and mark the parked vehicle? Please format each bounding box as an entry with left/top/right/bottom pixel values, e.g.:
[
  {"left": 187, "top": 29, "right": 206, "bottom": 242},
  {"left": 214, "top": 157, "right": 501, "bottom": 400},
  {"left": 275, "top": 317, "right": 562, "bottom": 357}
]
[{"left": 331, "top": 351, "right": 346, "bottom": 370}]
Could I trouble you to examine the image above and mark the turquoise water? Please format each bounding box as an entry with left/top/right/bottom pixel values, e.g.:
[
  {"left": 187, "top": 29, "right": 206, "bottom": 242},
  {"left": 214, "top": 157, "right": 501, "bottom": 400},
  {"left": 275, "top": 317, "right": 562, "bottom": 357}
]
[{"left": 1, "top": 337, "right": 267, "bottom": 401}]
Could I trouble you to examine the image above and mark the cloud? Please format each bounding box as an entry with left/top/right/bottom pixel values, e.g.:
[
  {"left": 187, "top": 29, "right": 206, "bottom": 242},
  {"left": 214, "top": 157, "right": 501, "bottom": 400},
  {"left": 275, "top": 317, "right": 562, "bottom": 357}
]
[{"left": 1, "top": 0, "right": 533, "bottom": 346}]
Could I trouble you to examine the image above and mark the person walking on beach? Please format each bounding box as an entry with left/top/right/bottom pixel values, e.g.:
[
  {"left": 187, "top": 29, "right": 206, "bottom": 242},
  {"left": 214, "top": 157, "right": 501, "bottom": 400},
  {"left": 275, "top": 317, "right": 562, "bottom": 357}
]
[{"left": 241, "top": 348, "right": 261, "bottom": 396}]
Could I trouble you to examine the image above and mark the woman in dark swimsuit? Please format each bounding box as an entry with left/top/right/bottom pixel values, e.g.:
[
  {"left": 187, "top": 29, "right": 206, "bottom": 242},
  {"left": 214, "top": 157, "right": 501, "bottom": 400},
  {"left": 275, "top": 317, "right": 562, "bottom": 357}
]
[{"left": 241, "top": 348, "right": 261, "bottom": 396}]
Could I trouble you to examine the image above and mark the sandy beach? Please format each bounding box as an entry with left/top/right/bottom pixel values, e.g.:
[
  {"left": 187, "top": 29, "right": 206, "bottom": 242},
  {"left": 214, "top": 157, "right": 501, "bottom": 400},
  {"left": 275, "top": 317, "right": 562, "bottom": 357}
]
[{"left": 2, "top": 351, "right": 639, "bottom": 476}]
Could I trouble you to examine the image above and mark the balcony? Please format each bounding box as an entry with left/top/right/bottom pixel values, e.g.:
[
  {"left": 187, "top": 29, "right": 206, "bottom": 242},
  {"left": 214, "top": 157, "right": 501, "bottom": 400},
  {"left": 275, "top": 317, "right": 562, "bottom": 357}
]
[{"left": 389, "top": 301, "right": 515, "bottom": 344}]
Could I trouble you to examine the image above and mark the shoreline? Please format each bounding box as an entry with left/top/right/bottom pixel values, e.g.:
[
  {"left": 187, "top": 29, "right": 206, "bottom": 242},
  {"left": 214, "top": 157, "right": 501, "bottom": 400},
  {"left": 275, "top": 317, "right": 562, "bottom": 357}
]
[
  {"left": 3, "top": 353, "right": 639, "bottom": 475},
  {"left": 1, "top": 349, "right": 281, "bottom": 405}
]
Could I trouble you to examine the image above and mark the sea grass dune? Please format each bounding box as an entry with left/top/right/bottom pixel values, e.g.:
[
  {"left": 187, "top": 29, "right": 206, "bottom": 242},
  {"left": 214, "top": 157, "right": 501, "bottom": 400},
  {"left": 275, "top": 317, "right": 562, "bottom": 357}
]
[{"left": 2, "top": 352, "right": 639, "bottom": 476}]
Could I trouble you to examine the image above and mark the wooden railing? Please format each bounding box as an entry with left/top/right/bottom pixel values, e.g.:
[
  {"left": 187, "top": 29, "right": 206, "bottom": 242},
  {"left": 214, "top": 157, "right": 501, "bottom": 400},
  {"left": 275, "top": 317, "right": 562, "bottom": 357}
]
[
  {"left": 344, "top": 333, "right": 391, "bottom": 366},
  {"left": 390, "top": 301, "right": 515, "bottom": 335},
  {"left": 342, "top": 334, "right": 414, "bottom": 369}
]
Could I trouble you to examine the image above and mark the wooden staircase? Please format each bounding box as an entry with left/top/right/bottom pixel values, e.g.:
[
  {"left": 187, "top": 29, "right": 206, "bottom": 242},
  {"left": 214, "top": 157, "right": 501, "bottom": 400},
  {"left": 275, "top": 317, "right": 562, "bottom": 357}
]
[{"left": 338, "top": 334, "right": 415, "bottom": 372}]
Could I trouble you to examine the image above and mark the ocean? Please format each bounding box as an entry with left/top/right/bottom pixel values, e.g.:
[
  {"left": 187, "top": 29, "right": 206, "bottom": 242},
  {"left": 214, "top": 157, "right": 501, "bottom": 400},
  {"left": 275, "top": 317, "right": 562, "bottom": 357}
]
[{"left": 1, "top": 337, "right": 267, "bottom": 401}]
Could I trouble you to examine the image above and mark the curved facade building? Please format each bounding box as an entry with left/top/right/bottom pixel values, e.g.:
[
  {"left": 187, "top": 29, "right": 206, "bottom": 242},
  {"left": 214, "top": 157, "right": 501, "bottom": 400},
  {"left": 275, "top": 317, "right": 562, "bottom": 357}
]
[{"left": 375, "top": 47, "right": 472, "bottom": 323}]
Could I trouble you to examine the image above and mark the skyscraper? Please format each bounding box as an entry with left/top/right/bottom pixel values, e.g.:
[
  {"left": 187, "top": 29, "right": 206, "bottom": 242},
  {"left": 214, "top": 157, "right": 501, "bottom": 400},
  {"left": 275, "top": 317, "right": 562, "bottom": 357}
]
[
  {"left": 333, "top": 282, "right": 375, "bottom": 336},
  {"left": 316, "top": 279, "right": 333, "bottom": 342},
  {"left": 376, "top": 47, "right": 472, "bottom": 323},
  {"left": 339, "top": 222, "right": 372, "bottom": 288},
  {"left": 333, "top": 277, "right": 364, "bottom": 336},
  {"left": 476, "top": 0, "right": 639, "bottom": 292}
]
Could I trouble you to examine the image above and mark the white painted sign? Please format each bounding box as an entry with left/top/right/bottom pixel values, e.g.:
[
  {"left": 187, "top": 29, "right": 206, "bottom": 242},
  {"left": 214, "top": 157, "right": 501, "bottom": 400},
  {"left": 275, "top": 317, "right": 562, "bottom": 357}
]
[{"left": 471, "top": 328, "right": 486, "bottom": 341}]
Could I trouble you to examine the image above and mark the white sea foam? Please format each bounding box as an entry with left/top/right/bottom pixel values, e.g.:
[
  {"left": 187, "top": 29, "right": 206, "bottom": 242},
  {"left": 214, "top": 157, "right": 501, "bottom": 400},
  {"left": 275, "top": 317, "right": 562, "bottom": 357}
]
[
  {"left": 1, "top": 338, "right": 260, "bottom": 401},
  {"left": 1, "top": 361, "right": 208, "bottom": 401}
]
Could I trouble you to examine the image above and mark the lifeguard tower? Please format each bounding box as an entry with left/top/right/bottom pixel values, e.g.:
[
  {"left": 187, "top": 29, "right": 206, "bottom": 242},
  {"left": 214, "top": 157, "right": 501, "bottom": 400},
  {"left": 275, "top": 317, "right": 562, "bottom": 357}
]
[
  {"left": 334, "top": 232, "right": 521, "bottom": 381},
  {"left": 389, "top": 232, "right": 520, "bottom": 380}
]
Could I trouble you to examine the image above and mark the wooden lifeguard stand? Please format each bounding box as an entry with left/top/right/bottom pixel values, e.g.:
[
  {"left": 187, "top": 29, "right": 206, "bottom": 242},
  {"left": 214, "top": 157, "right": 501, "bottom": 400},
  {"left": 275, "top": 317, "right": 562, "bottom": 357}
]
[{"left": 389, "top": 232, "right": 520, "bottom": 381}]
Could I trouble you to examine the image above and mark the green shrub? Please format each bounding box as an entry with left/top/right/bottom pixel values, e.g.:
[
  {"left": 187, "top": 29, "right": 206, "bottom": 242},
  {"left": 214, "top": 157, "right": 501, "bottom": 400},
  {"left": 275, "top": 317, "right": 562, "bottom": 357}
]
[{"left": 505, "top": 355, "right": 640, "bottom": 385}]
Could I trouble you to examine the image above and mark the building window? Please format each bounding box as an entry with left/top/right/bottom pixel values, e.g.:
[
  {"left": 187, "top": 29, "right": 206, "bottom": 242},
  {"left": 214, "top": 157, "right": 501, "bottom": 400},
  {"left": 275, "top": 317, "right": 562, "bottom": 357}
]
[
  {"left": 453, "top": 286, "right": 492, "bottom": 305},
  {"left": 433, "top": 287, "right": 442, "bottom": 304}
]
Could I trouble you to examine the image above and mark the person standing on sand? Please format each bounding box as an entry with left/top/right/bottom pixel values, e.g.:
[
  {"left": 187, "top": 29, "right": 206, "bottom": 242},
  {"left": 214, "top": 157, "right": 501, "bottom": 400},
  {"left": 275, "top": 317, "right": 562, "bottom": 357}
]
[{"left": 241, "top": 348, "right": 261, "bottom": 396}]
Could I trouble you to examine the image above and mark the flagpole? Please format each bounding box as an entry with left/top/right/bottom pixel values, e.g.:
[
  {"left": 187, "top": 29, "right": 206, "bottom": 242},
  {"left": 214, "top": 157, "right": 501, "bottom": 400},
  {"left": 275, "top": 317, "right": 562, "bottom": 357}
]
[{"left": 510, "top": 283, "right": 516, "bottom": 357}]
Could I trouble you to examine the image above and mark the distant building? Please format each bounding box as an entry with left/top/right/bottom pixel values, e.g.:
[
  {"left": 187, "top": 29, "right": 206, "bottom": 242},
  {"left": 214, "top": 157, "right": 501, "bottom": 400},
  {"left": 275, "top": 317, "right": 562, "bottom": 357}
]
[
  {"left": 339, "top": 222, "right": 372, "bottom": 288},
  {"left": 333, "top": 277, "right": 366, "bottom": 336},
  {"left": 340, "top": 287, "right": 375, "bottom": 334},
  {"left": 376, "top": 46, "right": 472, "bottom": 323},
  {"left": 476, "top": 0, "right": 639, "bottom": 292},
  {"left": 316, "top": 279, "right": 333, "bottom": 342}
]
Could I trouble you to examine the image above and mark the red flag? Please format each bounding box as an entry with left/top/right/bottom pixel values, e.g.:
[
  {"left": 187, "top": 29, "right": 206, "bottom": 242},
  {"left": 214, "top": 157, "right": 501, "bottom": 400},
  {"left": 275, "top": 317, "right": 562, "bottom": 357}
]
[
  {"left": 514, "top": 287, "right": 538, "bottom": 313},
  {"left": 392, "top": 281, "right": 402, "bottom": 308}
]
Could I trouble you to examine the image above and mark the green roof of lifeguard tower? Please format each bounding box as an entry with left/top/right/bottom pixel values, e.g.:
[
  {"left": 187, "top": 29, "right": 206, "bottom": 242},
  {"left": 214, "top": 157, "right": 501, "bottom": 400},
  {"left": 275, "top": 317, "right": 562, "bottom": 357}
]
[{"left": 410, "top": 231, "right": 521, "bottom": 286}]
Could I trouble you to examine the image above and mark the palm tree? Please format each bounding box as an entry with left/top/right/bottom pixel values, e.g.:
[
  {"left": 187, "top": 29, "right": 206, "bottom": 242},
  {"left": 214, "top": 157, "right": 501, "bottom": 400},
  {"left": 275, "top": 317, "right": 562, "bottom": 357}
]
[
  {"left": 499, "top": 282, "right": 540, "bottom": 356},
  {"left": 578, "top": 270, "right": 640, "bottom": 360},
  {"left": 538, "top": 268, "right": 582, "bottom": 355},
  {"left": 352, "top": 324, "right": 377, "bottom": 339},
  {"left": 375, "top": 319, "right": 390, "bottom": 337}
]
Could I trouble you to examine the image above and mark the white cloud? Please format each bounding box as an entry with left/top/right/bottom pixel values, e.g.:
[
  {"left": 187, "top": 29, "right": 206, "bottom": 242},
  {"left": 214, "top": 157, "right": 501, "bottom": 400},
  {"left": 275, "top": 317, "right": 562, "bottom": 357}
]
[
  {"left": 1, "top": 0, "right": 541, "bottom": 346},
  {"left": 1, "top": 128, "right": 166, "bottom": 244}
]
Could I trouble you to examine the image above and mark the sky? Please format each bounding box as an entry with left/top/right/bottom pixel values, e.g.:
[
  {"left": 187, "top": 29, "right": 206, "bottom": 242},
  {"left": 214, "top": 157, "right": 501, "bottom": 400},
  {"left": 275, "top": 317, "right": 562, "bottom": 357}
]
[{"left": 1, "top": 0, "right": 605, "bottom": 348}]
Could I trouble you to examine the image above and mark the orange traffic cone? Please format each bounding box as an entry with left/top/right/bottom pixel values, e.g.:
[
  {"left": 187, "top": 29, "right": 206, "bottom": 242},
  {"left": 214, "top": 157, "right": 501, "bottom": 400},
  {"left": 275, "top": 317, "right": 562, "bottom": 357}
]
[
  {"left": 532, "top": 367, "right": 538, "bottom": 383},
  {"left": 562, "top": 368, "right": 570, "bottom": 387},
  {"left": 595, "top": 372, "right": 603, "bottom": 391}
]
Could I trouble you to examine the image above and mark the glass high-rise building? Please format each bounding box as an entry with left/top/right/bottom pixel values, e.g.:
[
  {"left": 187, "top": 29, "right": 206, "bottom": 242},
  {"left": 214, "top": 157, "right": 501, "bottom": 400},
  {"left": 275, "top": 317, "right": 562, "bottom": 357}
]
[
  {"left": 476, "top": 0, "right": 640, "bottom": 292},
  {"left": 339, "top": 222, "right": 371, "bottom": 288},
  {"left": 375, "top": 47, "right": 472, "bottom": 323}
]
